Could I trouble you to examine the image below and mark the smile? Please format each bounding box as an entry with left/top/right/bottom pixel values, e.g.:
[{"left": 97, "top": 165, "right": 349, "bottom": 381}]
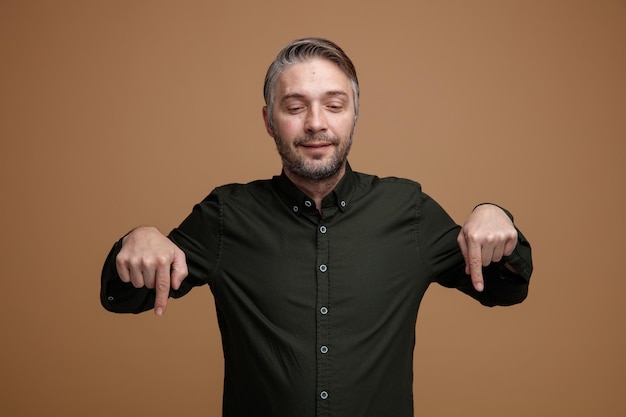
[{"left": 302, "top": 143, "right": 332, "bottom": 148}]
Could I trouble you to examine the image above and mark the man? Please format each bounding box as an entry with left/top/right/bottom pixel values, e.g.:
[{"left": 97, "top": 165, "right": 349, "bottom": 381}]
[{"left": 101, "top": 38, "right": 533, "bottom": 417}]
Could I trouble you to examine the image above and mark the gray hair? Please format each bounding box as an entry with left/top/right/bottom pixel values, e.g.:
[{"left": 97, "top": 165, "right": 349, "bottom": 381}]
[{"left": 263, "top": 38, "right": 360, "bottom": 131}]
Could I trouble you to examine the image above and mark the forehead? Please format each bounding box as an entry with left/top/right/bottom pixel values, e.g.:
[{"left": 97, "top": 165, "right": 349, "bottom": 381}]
[{"left": 274, "top": 58, "right": 352, "bottom": 100}]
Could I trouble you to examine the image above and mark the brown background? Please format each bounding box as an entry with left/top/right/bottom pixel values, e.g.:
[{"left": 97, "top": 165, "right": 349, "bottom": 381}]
[{"left": 1, "top": 1, "right": 625, "bottom": 416}]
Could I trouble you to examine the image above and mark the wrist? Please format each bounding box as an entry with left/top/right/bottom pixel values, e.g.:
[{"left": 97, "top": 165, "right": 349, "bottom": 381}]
[{"left": 473, "top": 203, "right": 514, "bottom": 222}]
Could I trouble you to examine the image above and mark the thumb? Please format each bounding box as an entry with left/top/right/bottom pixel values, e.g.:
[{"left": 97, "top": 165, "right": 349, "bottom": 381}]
[
  {"left": 457, "top": 230, "right": 470, "bottom": 275},
  {"left": 503, "top": 231, "right": 518, "bottom": 257},
  {"left": 170, "top": 248, "right": 188, "bottom": 291}
]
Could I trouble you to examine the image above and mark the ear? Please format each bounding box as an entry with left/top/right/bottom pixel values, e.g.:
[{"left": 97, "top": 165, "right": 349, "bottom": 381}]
[{"left": 262, "top": 106, "right": 274, "bottom": 137}]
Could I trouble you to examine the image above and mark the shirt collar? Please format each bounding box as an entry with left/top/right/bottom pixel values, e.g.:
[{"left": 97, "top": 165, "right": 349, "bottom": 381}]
[{"left": 272, "top": 162, "right": 357, "bottom": 215}]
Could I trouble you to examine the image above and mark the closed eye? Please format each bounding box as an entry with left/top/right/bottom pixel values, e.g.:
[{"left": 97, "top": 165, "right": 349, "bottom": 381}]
[
  {"left": 326, "top": 104, "right": 344, "bottom": 112},
  {"left": 287, "top": 106, "right": 305, "bottom": 114}
]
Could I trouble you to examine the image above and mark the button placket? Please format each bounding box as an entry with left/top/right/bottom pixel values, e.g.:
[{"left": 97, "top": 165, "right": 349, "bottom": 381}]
[{"left": 316, "top": 220, "right": 331, "bottom": 414}]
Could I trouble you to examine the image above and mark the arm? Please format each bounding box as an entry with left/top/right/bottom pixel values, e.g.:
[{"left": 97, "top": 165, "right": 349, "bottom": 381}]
[
  {"left": 101, "top": 191, "right": 222, "bottom": 315},
  {"left": 421, "top": 194, "right": 533, "bottom": 307}
]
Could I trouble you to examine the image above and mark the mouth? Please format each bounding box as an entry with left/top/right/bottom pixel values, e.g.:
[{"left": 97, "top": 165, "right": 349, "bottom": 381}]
[
  {"left": 299, "top": 142, "right": 335, "bottom": 157},
  {"left": 301, "top": 142, "right": 333, "bottom": 148},
  {"left": 297, "top": 136, "right": 337, "bottom": 147},
  {"left": 295, "top": 135, "right": 339, "bottom": 156}
]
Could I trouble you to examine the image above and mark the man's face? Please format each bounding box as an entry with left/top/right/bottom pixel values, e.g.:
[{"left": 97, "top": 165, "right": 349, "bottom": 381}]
[{"left": 263, "top": 58, "right": 356, "bottom": 181}]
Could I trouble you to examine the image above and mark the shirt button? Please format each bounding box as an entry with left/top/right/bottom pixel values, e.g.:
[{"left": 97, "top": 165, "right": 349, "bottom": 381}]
[
  {"left": 319, "top": 225, "right": 327, "bottom": 233},
  {"left": 304, "top": 200, "right": 312, "bottom": 208},
  {"left": 107, "top": 296, "right": 114, "bottom": 301},
  {"left": 320, "top": 306, "right": 328, "bottom": 315},
  {"left": 319, "top": 264, "right": 327, "bottom": 273},
  {"left": 340, "top": 200, "right": 346, "bottom": 208},
  {"left": 292, "top": 205, "right": 299, "bottom": 212},
  {"left": 320, "top": 391, "right": 328, "bottom": 400},
  {"left": 320, "top": 345, "right": 329, "bottom": 354}
]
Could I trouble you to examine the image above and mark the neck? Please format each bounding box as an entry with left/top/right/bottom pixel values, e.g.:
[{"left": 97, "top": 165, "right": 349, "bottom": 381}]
[{"left": 284, "top": 164, "right": 346, "bottom": 213}]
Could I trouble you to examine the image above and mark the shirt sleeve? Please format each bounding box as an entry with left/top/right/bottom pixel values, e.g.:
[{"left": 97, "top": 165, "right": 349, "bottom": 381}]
[
  {"left": 100, "top": 191, "right": 221, "bottom": 314},
  {"left": 420, "top": 193, "right": 533, "bottom": 307}
]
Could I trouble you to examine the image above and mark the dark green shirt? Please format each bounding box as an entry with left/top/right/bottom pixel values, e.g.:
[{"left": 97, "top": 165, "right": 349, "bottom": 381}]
[{"left": 101, "top": 163, "right": 532, "bottom": 417}]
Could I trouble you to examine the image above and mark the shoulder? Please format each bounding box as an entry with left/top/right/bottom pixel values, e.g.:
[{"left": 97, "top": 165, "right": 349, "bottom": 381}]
[
  {"left": 214, "top": 178, "right": 273, "bottom": 195},
  {"left": 346, "top": 171, "right": 432, "bottom": 215},
  {"left": 199, "top": 178, "right": 275, "bottom": 206},
  {"left": 354, "top": 171, "right": 423, "bottom": 194}
]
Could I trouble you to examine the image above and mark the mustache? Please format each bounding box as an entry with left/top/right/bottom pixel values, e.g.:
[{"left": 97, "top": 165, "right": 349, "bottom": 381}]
[{"left": 294, "top": 134, "right": 339, "bottom": 146}]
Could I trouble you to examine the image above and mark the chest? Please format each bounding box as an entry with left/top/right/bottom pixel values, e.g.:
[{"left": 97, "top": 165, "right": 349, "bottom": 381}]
[{"left": 212, "top": 205, "right": 430, "bottom": 330}]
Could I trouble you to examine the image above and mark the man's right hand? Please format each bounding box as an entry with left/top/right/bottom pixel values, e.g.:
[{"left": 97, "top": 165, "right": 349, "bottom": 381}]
[{"left": 115, "top": 226, "right": 188, "bottom": 316}]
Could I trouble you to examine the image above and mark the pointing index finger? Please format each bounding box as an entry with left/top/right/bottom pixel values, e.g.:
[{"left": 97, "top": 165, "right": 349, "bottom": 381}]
[
  {"left": 467, "top": 239, "right": 484, "bottom": 292},
  {"left": 154, "top": 263, "right": 171, "bottom": 316}
]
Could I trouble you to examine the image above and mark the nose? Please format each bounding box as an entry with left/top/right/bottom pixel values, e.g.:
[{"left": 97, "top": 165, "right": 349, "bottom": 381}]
[{"left": 304, "top": 105, "right": 328, "bottom": 134}]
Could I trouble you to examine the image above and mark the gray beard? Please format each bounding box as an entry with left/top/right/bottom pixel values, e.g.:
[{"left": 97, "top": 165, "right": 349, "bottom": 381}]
[{"left": 274, "top": 133, "right": 352, "bottom": 181}]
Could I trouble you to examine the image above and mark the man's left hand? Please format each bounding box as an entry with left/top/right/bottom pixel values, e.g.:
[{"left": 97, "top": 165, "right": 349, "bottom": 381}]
[{"left": 457, "top": 204, "right": 518, "bottom": 292}]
